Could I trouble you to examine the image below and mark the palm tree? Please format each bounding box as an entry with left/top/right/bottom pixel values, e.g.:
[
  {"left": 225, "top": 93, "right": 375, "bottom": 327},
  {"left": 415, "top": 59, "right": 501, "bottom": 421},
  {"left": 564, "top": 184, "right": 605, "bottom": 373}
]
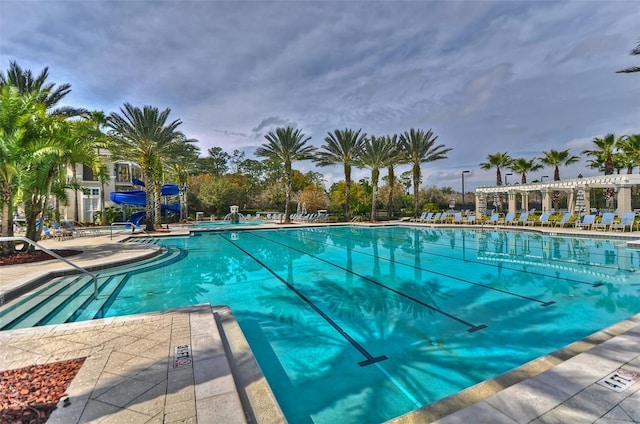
[
  {"left": 508, "top": 157, "right": 543, "bottom": 184},
  {"left": 107, "top": 104, "right": 188, "bottom": 231},
  {"left": 480, "top": 152, "right": 512, "bottom": 186},
  {"left": 617, "top": 39, "right": 640, "bottom": 74},
  {"left": 399, "top": 128, "right": 451, "bottom": 218},
  {"left": 316, "top": 128, "right": 366, "bottom": 220},
  {"left": 356, "top": 136, "right": 397, "bottom": 222},
  {"left": 583, "top": 133, "right": 622, "bottom": 209},
  {"left": 582, "top": 133, "right": 620, "bottom": 176},
  {"left": 539, "top": 149, "right": 580, "bottom": 181},
  {"left": 165, "top": 141, "right": 200, "bottom": 221},
  {"left": 0, "top": 61, "right": 83, "bottom": 117},
  {"left": 383, "top": 134, "right": 403, "bottom": 218},
  {"left": 256, "top": 126, "right": 316, "bottom": 223},
  {"left": 0, "top": 86, "right": 46, "bottom": 254},
  {"left": 617, "top": 134, "right": 640, "bottom": 174}
]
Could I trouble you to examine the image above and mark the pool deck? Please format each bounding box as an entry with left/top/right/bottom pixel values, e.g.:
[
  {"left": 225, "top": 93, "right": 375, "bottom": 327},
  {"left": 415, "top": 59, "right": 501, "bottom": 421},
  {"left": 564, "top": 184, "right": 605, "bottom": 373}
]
[{"left": 1, "top": 223, "right": 640, "bottom": 423}]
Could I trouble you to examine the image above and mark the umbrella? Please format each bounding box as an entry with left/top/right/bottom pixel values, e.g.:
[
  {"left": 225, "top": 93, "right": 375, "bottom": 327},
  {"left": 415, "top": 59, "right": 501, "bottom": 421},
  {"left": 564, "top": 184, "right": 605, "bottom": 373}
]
[
  {"left": 302, "top": 202, "right": 307, "bottom": 215},
  {"left": 296, "top": 202, "right": 301, "bottom": 215},
  {"left": 575, "top": 188, "right": 586, "bottom": 214}
]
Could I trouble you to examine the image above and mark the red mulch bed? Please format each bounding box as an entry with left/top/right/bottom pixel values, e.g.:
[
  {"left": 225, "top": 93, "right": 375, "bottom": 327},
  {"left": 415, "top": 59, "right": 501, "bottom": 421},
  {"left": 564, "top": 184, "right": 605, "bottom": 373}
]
[
  {"left": 0, "top": 358, "right": 85, "bottom": 423},
  {"left": 0, "top": 250, "right": 82, "bottom": 267}
]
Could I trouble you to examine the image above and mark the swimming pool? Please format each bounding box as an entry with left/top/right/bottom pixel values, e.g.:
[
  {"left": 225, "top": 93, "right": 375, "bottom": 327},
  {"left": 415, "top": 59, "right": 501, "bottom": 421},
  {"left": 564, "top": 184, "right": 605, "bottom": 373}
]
[{"left": 2, "top": 225, "right": 640, "bottom": 423}]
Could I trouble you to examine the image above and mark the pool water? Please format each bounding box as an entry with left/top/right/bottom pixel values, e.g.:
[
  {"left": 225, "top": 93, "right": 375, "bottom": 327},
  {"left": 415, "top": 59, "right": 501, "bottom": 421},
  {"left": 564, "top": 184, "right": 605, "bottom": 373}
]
[{"left": 4, "top": 226, "right": 640, "bottom": 423}]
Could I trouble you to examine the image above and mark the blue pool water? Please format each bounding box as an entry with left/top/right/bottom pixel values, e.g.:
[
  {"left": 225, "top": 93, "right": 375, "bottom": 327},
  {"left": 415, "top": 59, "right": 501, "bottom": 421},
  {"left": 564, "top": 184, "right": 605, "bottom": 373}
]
[{"left": 3, "top": 226, "right": 640, "bottom": 423}]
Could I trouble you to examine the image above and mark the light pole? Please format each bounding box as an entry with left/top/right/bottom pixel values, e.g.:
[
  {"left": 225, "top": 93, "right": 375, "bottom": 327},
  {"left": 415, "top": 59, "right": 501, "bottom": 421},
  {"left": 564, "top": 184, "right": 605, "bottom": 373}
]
[
  {"left": 461, "top": 170, "right": 470, "bottom": 210},
  {"left": 504, "top": 173, "right": 513, "bottom": 185}
]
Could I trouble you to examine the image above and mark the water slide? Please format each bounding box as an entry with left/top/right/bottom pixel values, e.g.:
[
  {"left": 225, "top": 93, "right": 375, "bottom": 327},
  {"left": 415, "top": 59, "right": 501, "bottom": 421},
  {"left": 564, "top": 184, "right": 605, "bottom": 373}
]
[{"left": 110, "top": 184, "right": 181, "bottom": 225}]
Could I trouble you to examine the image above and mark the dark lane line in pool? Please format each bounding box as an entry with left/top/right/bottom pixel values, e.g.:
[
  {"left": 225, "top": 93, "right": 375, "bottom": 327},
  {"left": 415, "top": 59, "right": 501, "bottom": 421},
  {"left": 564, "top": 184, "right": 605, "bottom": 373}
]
[
  {"left": 275, "top": 230, "right": 556, "bottom": 308},
  {"left": 218, "top": 233, "right": 388, "bottom": 367},
  {"left": 319, "top": 228, "right": 604, "bottom": 289},
  {"left": 249, "top": 231, "right": 488, "bottom": 333}
]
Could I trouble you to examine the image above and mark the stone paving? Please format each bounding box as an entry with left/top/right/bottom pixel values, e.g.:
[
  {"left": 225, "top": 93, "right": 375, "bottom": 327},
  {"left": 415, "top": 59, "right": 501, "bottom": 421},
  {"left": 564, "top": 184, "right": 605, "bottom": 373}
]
[{"left": 2, "top": 224, "right": 640, "bottom": 423}]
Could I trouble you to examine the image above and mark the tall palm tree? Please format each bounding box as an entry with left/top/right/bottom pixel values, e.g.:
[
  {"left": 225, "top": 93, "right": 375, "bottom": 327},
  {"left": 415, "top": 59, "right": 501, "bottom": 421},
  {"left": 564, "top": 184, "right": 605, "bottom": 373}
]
[
  {"left": 617, "top": 39, "right": 640, "bottom": 74},
  {"left": 508, "top": 157, "right": 543, "bottom": 184},
  {"left": 0, "top": 86, "right": 46, "bottom": 253},
  {"left": 82, "top": 110, "right": 111, "bottom": 225},
  {"left": 356, "top": 135, "right": 397, "bottom": 222},
  {"left": 582, "top": 133, "right": 620, "bottom": 176},
  {"left": 480, "top": 152, "right": 512, "bottom": 186},
  {"left": 165, "top": 141, "right": 200, "bottom": 221},
  {"left": 107, "top": 104, "right": 188, "bottom": 231},
  {"left": 539, "top": 149, "right": 580, "bottom": 181},
  {"left": 1, "top": 62, "right": 81, "bottom": 244},
  {"left": 583, "top": 133, "right": 622, "bottom": 209},
  {"left": 0, "top": 61, "right": 83, "bottom": 117},
  {"left": 256, "top": 126, "right": 316, "bottom": 223},
  {"left": 316, "top": 128, "right": 366, "bottom": 220},
  {"left": 617, "top": 134, "right": 640, "bottom": 173},
  {"left": 399, "top": 128, "right": 451, "bottom": 218},
  {"left": 383, "top": 134, "right": 403, "bottom": 218}
]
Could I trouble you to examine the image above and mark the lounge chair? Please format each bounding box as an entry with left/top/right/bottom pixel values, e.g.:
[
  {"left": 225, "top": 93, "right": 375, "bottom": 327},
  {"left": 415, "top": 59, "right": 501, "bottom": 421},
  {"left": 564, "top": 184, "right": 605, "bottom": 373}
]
[
  {"left": 420, "top": 212, "right": 433, "bottom": 223},
  {"left": 437, "top": 212, "right": 449, "bottom": 223},
  {"left": 452, "top": 212, "right": 463, "bottom": 224},
  {"left": 611, "top": 212, "right": 636, "bottom": 232},
  {"left": 500, "top": 212, "right": 515, "bottom": 225},
  {"left": 463, "top": 215, "right": 476, "bottom": 225},
  {"left": 514, "top": 212, "right": 529, "bottom": 226},
  {"left": 537, "top": 212, "right": 551, "bottom": 226},
  {"left": 428, "top": 212, "right": 441, "bottom": 223},
  {"left": 593, "top": 213, "right": 615, "bottom": 231},
  {"left": 554, "top": 212, "right": 574, "bottom": 227},
  {"left": 575, "top": 214, "right": 595, "bottom": 230},
  {"left": 486, "top": 213, "right": 500, "bottom": 225},
  {"left": 412, "top": 212, "right": 427, "bottom": 222}
]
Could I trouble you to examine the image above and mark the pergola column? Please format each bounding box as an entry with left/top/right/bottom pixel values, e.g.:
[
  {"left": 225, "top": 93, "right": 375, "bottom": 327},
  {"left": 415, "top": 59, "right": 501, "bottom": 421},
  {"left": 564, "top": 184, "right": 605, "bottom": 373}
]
[
  {"left": 617, "top": 185, "right": 633, "bottom": 214},
  {"left": 475, "top": 195, "right": 484, "bottom": 219},
  {"left": 521, "top": 192, "right": 529, "bottom": 212},
  {"left": 508, "top": 191, "right": 517, "bottom": 214},
  {"left": 542, "top": 189, "right": 552, "bottom": 212},
  {"left": 568, "top": 189, "right": 576, "bottom": 214}
]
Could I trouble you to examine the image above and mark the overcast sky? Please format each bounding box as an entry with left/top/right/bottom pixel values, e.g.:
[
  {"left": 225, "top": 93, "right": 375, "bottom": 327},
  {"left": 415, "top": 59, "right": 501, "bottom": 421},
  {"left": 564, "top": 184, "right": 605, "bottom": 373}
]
[{"left": 1, "top": 0, "right": 639, "bottom": 190}]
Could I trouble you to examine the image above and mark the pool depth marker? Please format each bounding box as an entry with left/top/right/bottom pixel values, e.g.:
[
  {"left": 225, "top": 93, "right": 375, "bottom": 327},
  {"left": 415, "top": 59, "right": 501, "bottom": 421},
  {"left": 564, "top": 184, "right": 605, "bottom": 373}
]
[
  {"left": 219, "top": 234, "right": 387, "bottom": 367},
  {"left": 251, "top": 232, "right": 487, "bottom": 333}
]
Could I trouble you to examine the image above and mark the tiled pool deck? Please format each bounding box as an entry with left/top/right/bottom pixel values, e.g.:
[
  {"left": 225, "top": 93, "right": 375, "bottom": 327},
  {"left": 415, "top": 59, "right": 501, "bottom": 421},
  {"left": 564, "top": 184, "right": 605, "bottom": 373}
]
[{"left": 1, "top": 223, "right": 640, "bottom": 423}]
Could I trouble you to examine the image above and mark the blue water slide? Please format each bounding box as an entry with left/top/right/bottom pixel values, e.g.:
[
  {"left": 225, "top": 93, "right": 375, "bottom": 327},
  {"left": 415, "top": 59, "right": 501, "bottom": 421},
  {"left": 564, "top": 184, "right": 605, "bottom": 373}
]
[
  {"left": 110, "top": 184, "right": 181, "bottom": 223},
  {"left": 127, "top": 210, "right": 146, "bottom": 227}
]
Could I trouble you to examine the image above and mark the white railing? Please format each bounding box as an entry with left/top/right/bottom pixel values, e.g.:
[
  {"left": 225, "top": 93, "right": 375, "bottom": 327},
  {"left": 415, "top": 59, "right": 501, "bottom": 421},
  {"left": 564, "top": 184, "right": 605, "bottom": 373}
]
[{"left": 0, "top": 236, "right": 98, "bottom": 301}]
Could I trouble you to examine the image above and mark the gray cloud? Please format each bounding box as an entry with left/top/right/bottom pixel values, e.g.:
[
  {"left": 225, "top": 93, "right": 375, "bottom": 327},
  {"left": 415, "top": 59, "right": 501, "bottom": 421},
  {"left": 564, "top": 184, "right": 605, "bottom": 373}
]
[{"left": 1, "top": 0, "right": 639, "bottom": 189}]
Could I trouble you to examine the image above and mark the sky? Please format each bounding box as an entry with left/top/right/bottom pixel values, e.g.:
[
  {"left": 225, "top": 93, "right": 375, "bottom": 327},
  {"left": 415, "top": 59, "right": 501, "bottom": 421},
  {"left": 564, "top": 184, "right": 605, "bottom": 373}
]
[{"left": 1, "top": 0, "right": 639, "bottom": 191}]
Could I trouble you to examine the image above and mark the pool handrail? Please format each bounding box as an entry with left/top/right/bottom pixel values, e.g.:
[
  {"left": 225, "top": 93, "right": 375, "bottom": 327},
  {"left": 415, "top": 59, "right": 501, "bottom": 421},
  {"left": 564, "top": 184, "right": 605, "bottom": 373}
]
[
  {"left": 0, "top": 236, "right": 98, "bottom": 302},
  {"left": 110, "top": 221, "right": 149, "bottom": 239}
]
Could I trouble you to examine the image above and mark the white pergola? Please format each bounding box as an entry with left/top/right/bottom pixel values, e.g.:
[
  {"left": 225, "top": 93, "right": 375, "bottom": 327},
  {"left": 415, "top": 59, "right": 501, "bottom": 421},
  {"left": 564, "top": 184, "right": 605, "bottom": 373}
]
[{"left": 474, "top": 174, "right": 640, "bottom": 215}]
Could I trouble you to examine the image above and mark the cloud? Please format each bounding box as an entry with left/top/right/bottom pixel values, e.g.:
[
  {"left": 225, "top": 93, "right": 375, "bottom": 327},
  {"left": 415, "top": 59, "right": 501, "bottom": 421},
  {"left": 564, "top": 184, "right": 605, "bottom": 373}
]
[{"left": 1, "top": 0, "right": 639, "bottom": 191}]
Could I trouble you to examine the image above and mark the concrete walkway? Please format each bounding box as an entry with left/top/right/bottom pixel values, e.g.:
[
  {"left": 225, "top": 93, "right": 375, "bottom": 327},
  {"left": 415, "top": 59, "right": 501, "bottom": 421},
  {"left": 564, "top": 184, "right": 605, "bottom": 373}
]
[{"left": 2, "top": 224, "right": 640, "bottom": 423}]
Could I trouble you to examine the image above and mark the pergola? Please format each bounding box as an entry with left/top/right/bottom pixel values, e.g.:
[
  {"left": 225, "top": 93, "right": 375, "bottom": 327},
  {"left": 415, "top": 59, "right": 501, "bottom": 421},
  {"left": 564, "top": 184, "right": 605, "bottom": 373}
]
[{"left": 474, "top": 174, "right": 640, "bottom": 216}]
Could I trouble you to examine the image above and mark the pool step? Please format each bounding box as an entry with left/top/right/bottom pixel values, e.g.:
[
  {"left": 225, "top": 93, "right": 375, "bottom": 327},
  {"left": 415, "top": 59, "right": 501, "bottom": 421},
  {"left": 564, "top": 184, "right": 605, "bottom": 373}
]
[
  {"left": 41, "top": 275, "right": 127, "bottom": 326},
  {"left": 66, "top": 274, "right": 129, "bottom": 322},
  {"left": 0, "top": 247, "right": 185, "bottom": 330},
  {"left": 0, "top": 275, "right": 93, "bottom": 329}
]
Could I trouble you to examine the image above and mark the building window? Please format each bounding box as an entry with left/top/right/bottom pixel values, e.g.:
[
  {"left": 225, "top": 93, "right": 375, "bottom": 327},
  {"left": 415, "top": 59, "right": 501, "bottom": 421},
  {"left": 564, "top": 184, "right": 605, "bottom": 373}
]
[{"left": 82, "top": 164, "right": 96, "bottom": 181}]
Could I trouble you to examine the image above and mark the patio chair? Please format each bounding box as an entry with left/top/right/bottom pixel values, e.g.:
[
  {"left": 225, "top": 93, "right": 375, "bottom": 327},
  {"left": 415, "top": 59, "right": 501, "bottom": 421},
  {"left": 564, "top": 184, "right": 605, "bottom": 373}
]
[
  {"left": 514, "top": 212, "right": 529, "bottom": 226},
  {"left": 437, "top": 212, "right": 449, "bottom": 223},
  {"left": 452, "top": 212, "right": 463, "bottom": 224},
  {"left": 486, "top": 213, "right": 500, "bottom": 225},
  {"left": 420, "top": 212, "right": 433, "bottom": 223},
  {"left": 412, "top": 212, "right": 427, "bottom": 222},
  {"left": 575, "top": 214, "right": 595, "bottom": 230},
  {"left": 537, "top": 212, "right": 552, "bottom": 226},
  {"left": 463, "top": 215, "right": 476, "bottom": 225},
  {"left": 500, "top": 212, "right": 515, "bottom": 225},
  {"left": 611, "top": 212, "right": 636, "bottom": 232},
  {"left": 593, "top": 212, "right": 615, "bottom": 231},
  {"left": 554, "top": 212, "right": 574, "bottom": 227},
  {"left": 428, "top": 212, "right": 441, "bottom": 223}
]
